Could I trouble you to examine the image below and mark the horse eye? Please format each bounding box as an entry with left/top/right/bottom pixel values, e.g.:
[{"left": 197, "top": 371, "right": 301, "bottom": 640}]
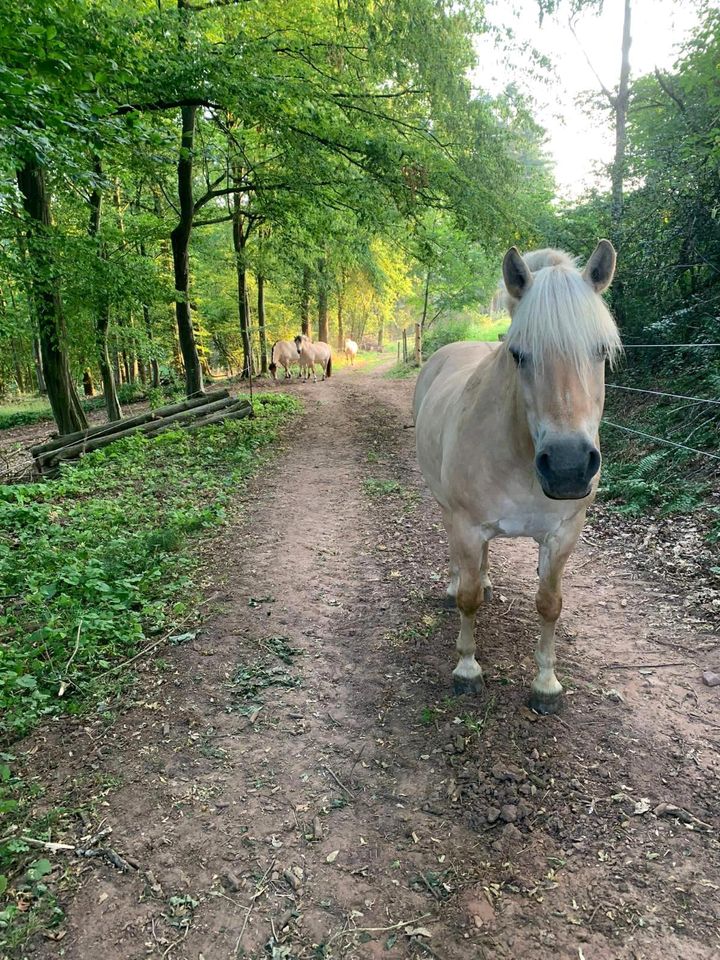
[{"left": 509, "top": 348, "right": 526, "bottom": 368}]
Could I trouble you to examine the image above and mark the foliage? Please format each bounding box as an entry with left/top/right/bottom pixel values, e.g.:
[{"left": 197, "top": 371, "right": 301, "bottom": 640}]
[
  {"left": 0, "top": 393, "right": 299, "bottom": 744},
  {"left": 541, "top": 7, "right": 720, "bottom": 518},
  {"left": 422, "top": 314, "right": 510, "bottom": 357},
  {"left": 0, "top": 0, "right": 554, "bottom": 425}
]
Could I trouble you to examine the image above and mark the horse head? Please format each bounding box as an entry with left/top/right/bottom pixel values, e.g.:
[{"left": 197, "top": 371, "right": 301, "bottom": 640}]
[{"left": 503, "top": 241, "right": 620, "bottom": 500}]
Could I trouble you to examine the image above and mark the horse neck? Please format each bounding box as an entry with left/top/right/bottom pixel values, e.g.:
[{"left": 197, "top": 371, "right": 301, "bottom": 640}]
[{"left": 469, "top": 348, "right": 535, "bottom": 462}]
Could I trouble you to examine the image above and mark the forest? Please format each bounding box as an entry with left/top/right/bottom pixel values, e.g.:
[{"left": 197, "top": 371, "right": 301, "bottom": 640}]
[{"left": 1, "top": 2, "right": 719, "bottom": 955}]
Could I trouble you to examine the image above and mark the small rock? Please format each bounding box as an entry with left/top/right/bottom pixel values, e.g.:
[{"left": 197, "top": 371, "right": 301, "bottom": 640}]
[
  {"left": 605, "top": 688, "right": 625, "bottom": 703},
  {"left": 502, "top": 823, "right": 522, "bottom": 843},
  {"left": 486, "top": 807, "right": 501, "bottom": 824},
  {"left": 500, "top": 804, "right": 518, "bottom": 823},
  {"left": 455, "top": 734, "right": 465, "bottom": 752},
  {"left": 530, "top": 748, "right": 539, "bottom": 761},
  {"left": 312, "top": 816, "right": 323, "bottom": 841},
  {"left": 702, "top": 671, "right": 720, "bottom": 687},
  {"left": 223, "top": 871, "right": 242, "bottom": 893}
]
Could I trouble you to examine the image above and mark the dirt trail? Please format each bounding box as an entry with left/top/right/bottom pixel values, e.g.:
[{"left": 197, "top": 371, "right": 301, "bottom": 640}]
[{"left": 24, "top": 363, "right": 720, "bottom": 960}]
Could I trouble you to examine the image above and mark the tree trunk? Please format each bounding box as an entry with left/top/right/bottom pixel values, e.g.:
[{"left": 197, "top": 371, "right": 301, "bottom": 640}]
[
  {"left": 317, "top": 259, "right": 329, "bottom": 343},
  {"left": 377, "top": 313, "right": 384, "bottom": 352},
  {"left": 170, "top": 104, "right": 204, "bottom": 396},
  {"left": 88, "top": 158, "right": 123, "bottom": 421},
  {"left": 337, "top": 295, "right": 344, "bottom": 350},
  {"left": 16, "top": 158, "right": 87, "bottom": 434},
  {"left": 301, "top": 266, "right": 310, "bottom": 336},
  {"left": 232, "top": 182, "right": 253, "bottom": 378},
  {"left": 32, "top": 337, "right": 47, "bottom": 393},
  {"left": 257, "top": 274, "right": 268, "bottom": 374},
  {"left": 610, "top": 0, "right": 632, "bottom": 326},
  {"left": 82, "top": 370, "right": 94, "bottom": 396},
  {"left": 420, "top": 269, "right": 431, "bottom": 337}
]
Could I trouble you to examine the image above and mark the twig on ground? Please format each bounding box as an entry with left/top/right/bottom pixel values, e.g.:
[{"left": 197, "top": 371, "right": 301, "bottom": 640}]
[
  {"left": 604, "top": 661, "right": 688, "bottom": 670},
  {"left": 324, "top": 765, "right": 355, "bottom": 799},
  {"left": 235, "top": 859, "right": 276, "bottom": 956},
  {"left": 58, "top": 620, "right": 83, "bottom": 696}
]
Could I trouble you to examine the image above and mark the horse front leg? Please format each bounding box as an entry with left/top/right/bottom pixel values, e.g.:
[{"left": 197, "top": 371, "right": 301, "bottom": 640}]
[
  {"left": 451, "top": 526, "right": 489, "bottom": 695},
  {"left": 530, "top": 515, "right": 584, "bottom": 715}
]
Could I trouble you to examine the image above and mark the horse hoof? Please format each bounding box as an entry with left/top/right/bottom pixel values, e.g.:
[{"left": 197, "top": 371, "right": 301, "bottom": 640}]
[
  {"left": 442, "top": 594, "right": 457, "bottom": 610},
  {"left": 483, "top": 586, "right": 493, "bottom": 603},
  {"left": 453, "top": 674, "right": 484, "bottom": 696},
  {"left": 528, "top": 690, "right": 563, "bottom": 715}
]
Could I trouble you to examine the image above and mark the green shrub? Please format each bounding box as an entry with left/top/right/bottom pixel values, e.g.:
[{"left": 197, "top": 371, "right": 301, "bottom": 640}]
[
  {"left": 422, "top": 314, "right": 509, "bottom": 357},
  {"left": 0, "top": 393, "right": 300, "bottom": 743}
]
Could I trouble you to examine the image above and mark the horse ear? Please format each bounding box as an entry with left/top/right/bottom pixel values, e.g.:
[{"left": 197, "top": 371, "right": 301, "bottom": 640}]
[
  {"left": 583, "top": 239, "right": 616, "bottom": 293},
  {"left": 503, "top": 247, "right": 532, "bottom": 301}
]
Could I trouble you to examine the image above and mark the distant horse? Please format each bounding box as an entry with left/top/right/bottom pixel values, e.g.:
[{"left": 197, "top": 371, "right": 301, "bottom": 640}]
[
  {"left": 294, "top": 334, "right": 332, "bottom": 382},
  {"left": 344, "top": 339, "right": 358, "bottom": 365},
  {"left": 269, "top": 340, "right": 298, "bottom": 380},
  {"left": 414, "top": 241, "right": 620, "bottom": 714}
]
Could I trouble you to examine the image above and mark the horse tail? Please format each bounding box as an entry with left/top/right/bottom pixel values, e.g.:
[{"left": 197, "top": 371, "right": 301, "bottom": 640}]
[{"left": 326, "top": 354, "right": 332, "bottom": 378}]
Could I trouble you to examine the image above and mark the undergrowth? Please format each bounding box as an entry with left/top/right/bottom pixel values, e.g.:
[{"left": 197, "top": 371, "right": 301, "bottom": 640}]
[
  {"left": 0, "top": 392, "right": 298, "bottom": 941},
  {"left": 0, "top": 392, "right": 299, "bottom": 744},
  {"left": 599, "top": 353, "right": 719, "bottom": 523},
  {"left": 0, "top": 381, "right": 183, "bottom": 430}
]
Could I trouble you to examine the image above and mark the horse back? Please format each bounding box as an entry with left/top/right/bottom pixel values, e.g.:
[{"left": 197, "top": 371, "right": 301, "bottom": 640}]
[{"left": 413, "top": 342, "right": 498, "bottom": 422}]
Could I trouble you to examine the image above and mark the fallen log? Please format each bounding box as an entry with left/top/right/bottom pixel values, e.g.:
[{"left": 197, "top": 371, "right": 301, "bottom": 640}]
[
  {"left": 31, "top": 390, "right": 230, "bottom": 458},
  {"left": 182, "top": 401, "right": 253, "bottom": 433},
  {"left": 151, "top": 390, "right": 230, "bottom": 419},
  {"left": 43, "top": 395, "right": 239, "bottom": 467}
]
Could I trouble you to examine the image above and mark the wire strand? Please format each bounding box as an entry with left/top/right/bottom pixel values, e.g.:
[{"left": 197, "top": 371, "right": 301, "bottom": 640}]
[
  {"left": 601, "top": 421, "right": 720, "bottom": 461},
  {"left": 621, "top": 343, "right": 720, "bottom": 348},
  {"left": 605, "top": 384, "right": 720, "bottom": 406}
]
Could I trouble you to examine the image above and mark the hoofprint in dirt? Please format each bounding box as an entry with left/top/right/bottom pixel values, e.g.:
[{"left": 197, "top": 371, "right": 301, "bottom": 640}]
[{"left": 12, "top": 363, "right": 719, "bottom": 960}]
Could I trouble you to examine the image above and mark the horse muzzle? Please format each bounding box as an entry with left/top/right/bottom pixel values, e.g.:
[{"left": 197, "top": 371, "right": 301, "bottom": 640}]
[{"left": 535, "top": 438, "right": 600, "bottom": 501}]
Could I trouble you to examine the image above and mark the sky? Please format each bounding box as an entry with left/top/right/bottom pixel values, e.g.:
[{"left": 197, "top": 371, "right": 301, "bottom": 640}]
[{"left": 473, "top": 0, "right": 702, "bottom": 200}]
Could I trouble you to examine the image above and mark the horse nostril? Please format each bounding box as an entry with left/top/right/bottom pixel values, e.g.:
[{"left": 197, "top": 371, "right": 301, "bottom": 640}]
[
  {"left": 536, "top": 451, "right": 551, "bottom": 479},
  {"left": 587, "top": 448, "right": 601, "bottom": 479}
]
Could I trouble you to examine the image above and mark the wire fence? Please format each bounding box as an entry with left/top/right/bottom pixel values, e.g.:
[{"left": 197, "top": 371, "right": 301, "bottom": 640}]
[{"left": 602, "top": 342, "right": 719, "bottom": 465}]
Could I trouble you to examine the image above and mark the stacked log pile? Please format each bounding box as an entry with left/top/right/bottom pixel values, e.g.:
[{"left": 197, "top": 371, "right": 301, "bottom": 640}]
[{"left": 31, "top": 390, "right": 252, "bottom": 476}]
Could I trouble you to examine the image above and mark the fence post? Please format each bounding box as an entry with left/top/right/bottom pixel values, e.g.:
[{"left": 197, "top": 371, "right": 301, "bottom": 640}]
[
  {"left": 402, "top": 329, "right": 408, "bottom": 363},
  {"left": 397, "top": 341, "right": 400, "bottom": 364},
  {"left": 414, "top": 322, "right": 421, "bottom": 366}
]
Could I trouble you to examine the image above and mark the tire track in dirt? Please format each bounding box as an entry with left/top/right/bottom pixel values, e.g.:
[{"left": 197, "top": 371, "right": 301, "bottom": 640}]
[{"left": 25, "top": 363, "right": 720, "bottom": 960}]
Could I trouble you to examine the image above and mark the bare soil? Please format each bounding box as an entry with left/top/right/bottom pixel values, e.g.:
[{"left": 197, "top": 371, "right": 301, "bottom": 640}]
[{"left": 14, "top": 363, "right": 720, "bottom": 959}]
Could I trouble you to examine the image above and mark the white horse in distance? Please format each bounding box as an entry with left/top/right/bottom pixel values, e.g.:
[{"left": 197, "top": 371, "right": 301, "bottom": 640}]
[
  {"left": 269, "top": 340, "right": 298, "bottom": 380},
  {"left": 295, "top": 334, "right": 332, "bottom": 382},
  {"left": 344, "top": 339, "right": 358, "bottom": 364}
]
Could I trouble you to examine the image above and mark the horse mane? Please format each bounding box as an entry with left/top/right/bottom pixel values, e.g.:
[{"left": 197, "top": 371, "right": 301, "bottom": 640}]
[{"left": 504, "top": 248, "right": 622, "bottom": 373}]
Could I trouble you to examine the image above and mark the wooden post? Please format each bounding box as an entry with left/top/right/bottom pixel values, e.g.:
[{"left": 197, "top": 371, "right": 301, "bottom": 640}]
[
  {"left": 414, "top": 322, "right": 421, "bottom": 366},
  {"left": 402, "top": 329, "right": 408, "bottom": 363},
  {"left": 397, "top": 341, "right": 400, "bottom": 364}
]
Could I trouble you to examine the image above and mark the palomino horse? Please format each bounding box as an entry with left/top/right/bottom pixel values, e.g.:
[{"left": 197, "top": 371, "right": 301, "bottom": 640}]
[
  {"left": 344, "top": 339, "right": 358, "bottom": 365},
  {"left": 295, "top": 334, "right": 332, "bottom": 382},
  {"left": 414, "top": 242, "right": 620, "bottom": 714},
  {"left": 269, "top": 340, "right": 298, "bottom": 380}
]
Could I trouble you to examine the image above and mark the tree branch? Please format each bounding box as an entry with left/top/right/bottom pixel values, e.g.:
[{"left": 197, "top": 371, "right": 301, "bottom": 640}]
[
  {"left": 654, "top": 68, "right": 686, "bottom": 114},
  {"left": 114, "top": 98, "right": 222, "bottom": 116},
  {"left": 193, "top": 214, "right": 234, "bottom": 227},
  {"left": 568, "top": 17, "right": 616, "bottom": 107}
]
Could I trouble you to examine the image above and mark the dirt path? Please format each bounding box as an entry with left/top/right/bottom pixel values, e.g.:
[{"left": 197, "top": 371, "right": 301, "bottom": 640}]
[{"left": 24, "top": 363, "right": 720, "bottom": 960}]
